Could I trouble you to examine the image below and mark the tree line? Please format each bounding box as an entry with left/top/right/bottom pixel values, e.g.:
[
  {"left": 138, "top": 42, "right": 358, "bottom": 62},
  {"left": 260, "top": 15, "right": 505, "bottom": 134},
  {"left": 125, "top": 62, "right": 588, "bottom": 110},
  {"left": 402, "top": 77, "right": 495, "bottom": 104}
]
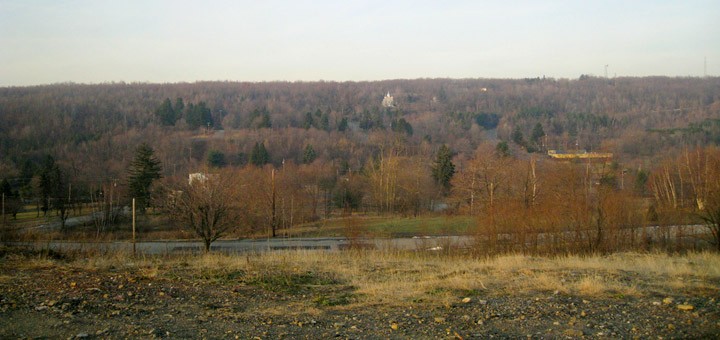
[{"left": 3, "top": 138, "right": 720, "bottom": 253}]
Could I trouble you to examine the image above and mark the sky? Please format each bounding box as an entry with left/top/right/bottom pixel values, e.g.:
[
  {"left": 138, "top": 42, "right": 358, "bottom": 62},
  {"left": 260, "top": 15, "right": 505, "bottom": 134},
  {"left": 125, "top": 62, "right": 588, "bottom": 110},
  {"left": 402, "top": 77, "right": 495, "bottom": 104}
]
[{"left": 1, "top": 0, "right": 718, "bottom": 86}]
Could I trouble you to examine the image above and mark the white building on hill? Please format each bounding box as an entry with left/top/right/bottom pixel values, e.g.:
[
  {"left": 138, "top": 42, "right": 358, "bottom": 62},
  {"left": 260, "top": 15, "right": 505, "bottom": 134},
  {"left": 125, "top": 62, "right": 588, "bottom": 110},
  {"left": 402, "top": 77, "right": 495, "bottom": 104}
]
[{"left": 382, "top": 92, "right": 394, "bottom": 108}]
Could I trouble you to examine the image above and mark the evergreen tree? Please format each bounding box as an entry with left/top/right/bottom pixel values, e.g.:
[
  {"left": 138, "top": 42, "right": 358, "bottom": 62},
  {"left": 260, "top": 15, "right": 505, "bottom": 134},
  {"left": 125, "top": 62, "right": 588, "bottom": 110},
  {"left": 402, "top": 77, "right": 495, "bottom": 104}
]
[
  {"left": 635, "top": 169, "right": 649, "bottom": 195},
  {"left": 338, "top": 117, "right": 349, "bottom": 132},
  {"left": 38, "top": 155, "right": 58, "bottom": 215},
  {"left": 432, "top": 144, "right": 455, "bottom": 190},
  {"left": 438, "top": 86, "right": 448, "bottom": 102},
  {"left": 185, "top": 103, "right": 200, "bottom": 128},
  {"left": 155, "top": 98, "right": 176, "bottom": 126},
  {"left": 250, "top": 142, "right": 269, "bottom": 166},
  {"left": 38, "top": 155, "right": 69, "bottom": 228},
  {"left": 339, "top": 159, "right": 350, "bottom": 175},
  {"left": 173, "top": 97, "right": 185, "bottom": 115},
  {"left": 198, "top": 101, "right": 213, "bottom": 128},
  {"left": 531, "top": 123, "right": 546, "bottom": 145},
  {"left": 303, "top": 112, "right": 315, "bottom": 129},
  {"left": 249, "top": 107, "right": 272, "bottom": 129},
  {"left": 0, "top": 178, "right": 21, "bottom": 220},
  {"left": 0, "top": 178, "right": 11, "bottom": 198},
  {"left": 475, "top": 113, "right": 500, "bottom": 130},
  {"left": 127, "top": 143, "right": 162, "bottom": 212},
  {"left": 391, "top": 118, "right": 413, "bottom": 136},
  {"left": 258, "top": 111, "right": 272, "bottom": 128},
  {"left": 19, "top": 159, "right": 36, "bottom": 187},
  {"left": 495, "top": 141, "right": 510, "bottom": 157},
  {"left": 185, "top": 101, "right": 213, "bottom": 130},
  {"left": 207, "top": 150, "right": 227, "bottom": 168},
  {"left": 319, "top": 112, "right": 330, "bottom": 131},
  {"left": 303, "top": 144, "right": 317, "bottom": 164},
  {"left": 512, "top": 126, "right": 525, "bottom": 146}
]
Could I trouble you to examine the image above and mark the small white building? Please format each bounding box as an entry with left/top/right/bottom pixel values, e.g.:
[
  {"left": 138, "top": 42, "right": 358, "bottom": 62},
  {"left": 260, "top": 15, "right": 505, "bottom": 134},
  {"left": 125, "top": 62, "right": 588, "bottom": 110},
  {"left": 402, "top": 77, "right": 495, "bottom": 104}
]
[
  {"left": 382, "top": 92, "right": 394, "bottom": 108},
  {"left": 188, "top": 173, "right": 208, "bottom": 185}
]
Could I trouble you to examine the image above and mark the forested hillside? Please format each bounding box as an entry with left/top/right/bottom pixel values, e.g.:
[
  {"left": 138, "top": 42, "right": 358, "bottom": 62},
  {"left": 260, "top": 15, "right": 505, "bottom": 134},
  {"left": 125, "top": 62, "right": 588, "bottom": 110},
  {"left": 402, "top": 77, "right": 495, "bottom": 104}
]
[
  {"left": 2, "top": 77, "right": 718, "bottom": 176},
  {"left": 1, "top": 77, "right": 720, "bottom": 250}
]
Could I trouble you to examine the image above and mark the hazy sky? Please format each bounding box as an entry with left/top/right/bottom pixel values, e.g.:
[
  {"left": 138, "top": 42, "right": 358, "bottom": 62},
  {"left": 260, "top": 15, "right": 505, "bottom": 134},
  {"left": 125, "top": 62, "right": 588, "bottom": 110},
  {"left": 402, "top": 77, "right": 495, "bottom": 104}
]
[{"left": 1, "top": 0, "right": 718, "bottom": 86}]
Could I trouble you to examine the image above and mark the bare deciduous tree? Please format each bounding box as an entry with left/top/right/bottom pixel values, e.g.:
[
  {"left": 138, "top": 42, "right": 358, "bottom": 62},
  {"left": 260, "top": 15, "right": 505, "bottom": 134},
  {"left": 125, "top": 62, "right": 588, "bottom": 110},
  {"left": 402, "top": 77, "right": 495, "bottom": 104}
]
[
  {"left": 687, "top": 147, "right": 720, "bottom": 251},
  {"left": 160, "top": 170, "right": 244, "bottom": 252}
]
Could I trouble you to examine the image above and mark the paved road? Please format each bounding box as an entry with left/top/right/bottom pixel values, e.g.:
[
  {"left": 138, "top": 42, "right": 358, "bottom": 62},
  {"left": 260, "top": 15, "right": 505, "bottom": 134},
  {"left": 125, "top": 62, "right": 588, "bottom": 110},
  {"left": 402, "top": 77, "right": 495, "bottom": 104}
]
[{"left": 12, "top": 236, "right": 474, "bottom": 255}]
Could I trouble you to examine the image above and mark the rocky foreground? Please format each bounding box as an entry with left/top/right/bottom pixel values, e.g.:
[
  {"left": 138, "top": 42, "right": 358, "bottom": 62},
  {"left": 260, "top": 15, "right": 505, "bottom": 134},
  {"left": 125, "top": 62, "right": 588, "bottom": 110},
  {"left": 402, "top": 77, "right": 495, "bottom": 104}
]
[{"left": 1, "top": 247, "right": 719, "bottom": 339}]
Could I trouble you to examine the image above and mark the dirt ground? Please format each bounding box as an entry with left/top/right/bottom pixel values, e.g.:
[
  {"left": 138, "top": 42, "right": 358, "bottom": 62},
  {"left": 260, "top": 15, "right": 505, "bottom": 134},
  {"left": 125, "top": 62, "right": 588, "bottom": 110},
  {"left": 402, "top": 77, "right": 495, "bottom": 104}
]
[{"left": 1, "top": 248, "right": 719, "bottom": 339}]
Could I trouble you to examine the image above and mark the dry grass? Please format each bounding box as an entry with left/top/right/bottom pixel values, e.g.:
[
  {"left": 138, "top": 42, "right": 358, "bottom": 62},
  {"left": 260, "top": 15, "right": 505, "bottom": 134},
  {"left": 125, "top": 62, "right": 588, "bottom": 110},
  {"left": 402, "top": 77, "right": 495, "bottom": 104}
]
[{"left": 13, "top": 246, "right": 720, "bottom": 307}]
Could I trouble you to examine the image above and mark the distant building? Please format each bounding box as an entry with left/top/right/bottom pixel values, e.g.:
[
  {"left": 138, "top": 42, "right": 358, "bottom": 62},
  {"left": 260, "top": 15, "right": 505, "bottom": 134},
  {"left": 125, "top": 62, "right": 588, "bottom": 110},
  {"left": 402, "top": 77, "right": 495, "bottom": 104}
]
[
  {"left": 188, "top": 173, "right": 208, "bottom": 185},
  {"left": 547, "top": 150, "right": 612, "bottom": 161},
  {"left": 382, "top": 92, "right": 394, "bottom": 108}
]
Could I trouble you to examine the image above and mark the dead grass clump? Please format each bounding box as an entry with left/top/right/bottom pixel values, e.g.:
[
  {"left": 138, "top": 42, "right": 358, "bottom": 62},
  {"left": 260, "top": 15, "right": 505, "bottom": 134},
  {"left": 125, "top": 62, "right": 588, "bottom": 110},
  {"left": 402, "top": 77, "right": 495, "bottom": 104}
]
[
  {"left": 573, "top": 275, "right": 641, "bottom": 297},
  {"left": 556, "top": 251, "right": 720, "bottom": 279},
  {"left": 528, "top": 272, "right": 569, "bottom": 294},
  {"left": 574, "top": 276, "right": 607, "bottom": 296},
  {"left": 75, "top": 249, "right": 144, "bottom": 271},
  {"left": 188, "top": 252, "right": 250, "bottom": 272}
]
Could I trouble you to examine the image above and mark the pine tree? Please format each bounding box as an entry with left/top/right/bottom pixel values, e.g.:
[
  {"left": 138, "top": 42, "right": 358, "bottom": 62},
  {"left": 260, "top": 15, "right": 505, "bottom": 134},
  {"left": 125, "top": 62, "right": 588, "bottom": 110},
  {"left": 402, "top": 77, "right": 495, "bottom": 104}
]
[
  {"left": 37, "top": 155, "right": 69, "bottom": 228},
  {"left": 127, "top": 143, "right": 162, "bottom": 212},
  {"left": 512, "top": 126, "right": 525, "bottom": 146},
  {"left": 38, "top": 155, "right": 58, "bottom": 215},
  {"left": 319, "top": 112, "right": 330, "bottom": 131},
  {"left": 0, "top": 178, "right": 11, "bottom": 198},
  {"left": 155, "top": 98, "right": 176, "bottom": 126},
  {"left": 495, "top": 141, "right": 510, "bottom": 158},
  {"left": 303, "top": 112, "right": 315, "bottom": 129},
  {"left": 0, "top": 178, "right": 21, "bottom": 220},
  {"left": 432, "top": 144, "right": 455, "bottom": 190},
  {"left": 303, "top": 144, "right": 317, "bottom": 164},
  {"left": 207, "top": 150, "right": 227, "bottom": 168},
  {"left": 338, "top": 117, "right": 348, "bottom": 132},
  {"left": 185, "top": 101, "right": 213, "bottom": 130},
  {"left": 257, "top": 111, "right": 272, "bottom": 128},
  {"left": 531, "top": 123, "right": 545, "bottom": 145},
  {"left": 391, "top": 118, "right": 413, "bottom": 136},
  {"left": 250, "top": 142, "right": 269, "bottom": 166},
  {"left": 173, "top": 97, "right": 185, "bottom": 115}
]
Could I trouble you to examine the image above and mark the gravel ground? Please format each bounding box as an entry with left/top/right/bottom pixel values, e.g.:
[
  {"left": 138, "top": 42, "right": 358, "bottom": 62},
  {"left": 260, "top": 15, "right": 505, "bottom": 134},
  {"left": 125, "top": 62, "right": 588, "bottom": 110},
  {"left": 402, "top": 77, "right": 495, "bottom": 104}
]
[{"left": 1, "top": 250, "right": 719, "bottom": 339}]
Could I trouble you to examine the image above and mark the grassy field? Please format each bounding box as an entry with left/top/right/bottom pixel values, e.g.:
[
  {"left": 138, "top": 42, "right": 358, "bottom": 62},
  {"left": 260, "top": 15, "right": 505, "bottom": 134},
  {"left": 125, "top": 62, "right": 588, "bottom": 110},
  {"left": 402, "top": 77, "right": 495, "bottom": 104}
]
[
  {"left": 5, "top": 210, "right": 477, "bottom": 241},
  {"left": 8, "top": 247, "right": 720, "bottom": 307},
  {"left": 281, "top": 215, "right": 476, "bottom": 238},
  {"left": 3, "top": 245, "right": 719, "bottom": 338},
  {"left": 2, "top": 204, "right": 96, "bottom": 229}
]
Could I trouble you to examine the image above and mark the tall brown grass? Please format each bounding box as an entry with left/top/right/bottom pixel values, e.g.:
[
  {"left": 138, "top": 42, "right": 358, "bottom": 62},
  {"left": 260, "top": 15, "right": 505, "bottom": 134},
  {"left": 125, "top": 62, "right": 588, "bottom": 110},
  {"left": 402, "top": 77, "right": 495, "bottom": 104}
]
[{"left": 13, "top": 247, "right": 714, "bottom": 307}]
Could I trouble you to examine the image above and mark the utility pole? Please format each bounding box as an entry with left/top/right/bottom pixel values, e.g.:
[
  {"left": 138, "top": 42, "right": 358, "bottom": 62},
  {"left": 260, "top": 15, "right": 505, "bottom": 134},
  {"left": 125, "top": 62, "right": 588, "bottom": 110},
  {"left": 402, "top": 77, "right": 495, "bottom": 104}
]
[
  {"left": 2, "top": 193, "right": 5, "bottom": 228},
  {"left": 271, "top": 169, "right": 277, "bottom": 238},
  {"left": 132, "top": 198, "right": 136, "bottom": 256}
]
